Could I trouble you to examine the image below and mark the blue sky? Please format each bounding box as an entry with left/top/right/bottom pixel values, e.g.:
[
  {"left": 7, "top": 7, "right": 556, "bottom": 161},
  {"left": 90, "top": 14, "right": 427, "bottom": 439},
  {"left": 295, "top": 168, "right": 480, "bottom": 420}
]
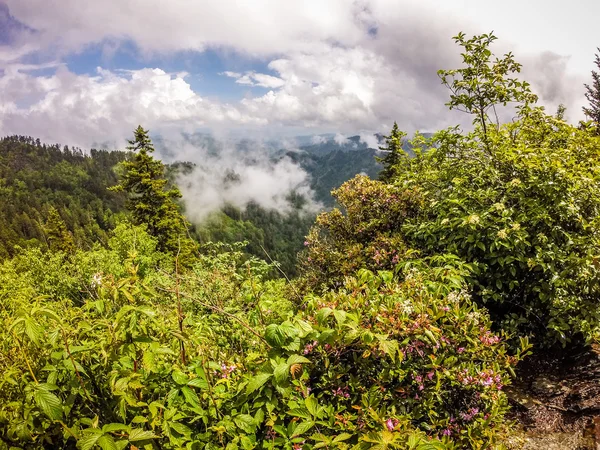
[{"left": 0, "top": 0, "right": 599, "bottom": 148}]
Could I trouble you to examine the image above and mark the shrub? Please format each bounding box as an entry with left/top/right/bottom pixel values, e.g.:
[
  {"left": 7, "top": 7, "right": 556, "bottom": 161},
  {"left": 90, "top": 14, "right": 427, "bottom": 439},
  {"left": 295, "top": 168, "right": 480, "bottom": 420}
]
[
  {"left": 298, "top": 175, "right": 422, "bottom": 292},
  {"left": 0, "top": 242, "right": 527, "bottom": 449}
]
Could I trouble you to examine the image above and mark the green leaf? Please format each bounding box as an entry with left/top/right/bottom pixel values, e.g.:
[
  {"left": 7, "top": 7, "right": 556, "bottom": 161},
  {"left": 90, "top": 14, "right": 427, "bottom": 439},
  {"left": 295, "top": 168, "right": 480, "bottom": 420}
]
[
  {"left": 78, "top": 432, "right": 102, "bottom": 450},
  {"left": 291, "top": 421, "right": 314, "bottom": 437},
  {"left": 316, "top": 307, "right": 333, "bottom": 324},
  {"left": 286, "top": 354, "right": 311, "bottom": 366},
  {"left": 287, "top": 408, "right": 312, "bottom": 420},
  {"left": 265, "top": 324, "right": 286, "bottom": 347},
  {"left": 187, "top": 377, "right": 208, "bottom": 390},
  {"left": 333, "top": 310, "right": 347, "bottom": 325},
  {"left": 97, "top": 434, "right": 118, "bottom": 450},
  {"left": 305, "top": 396, "right": 319, "bottom": 417},
  {"left": 102, "top": 424, "right": 130, "bottom": 433},
  {"left": 34, "top": 388, "right": 63, "bottom": 420},
  {"left": 169, "top": 422, "right": 192, "bottom": 436},
  {"left": 128, "top": 429, "right": 157, "bottom": 442},
  {"left": 273, "top": 363, "right": 290, "bottom": 384},
  {"left": 379, "top": 338, "right": 399, "bottom": 362},
  {"left": 333, "top": 433, "right": 352, "bottom": 443},
  {"left": 24, "top": 317, "right": 44, "bottom": 345},
  {"left": 246, "top": 372, "right": 272, "bottom": 394},
  {"left": 234, "top": 414, "right": 256, "bottom": 434},
  {"left": 180, "top": 386, "right": 200, "bottom": 407},
  {"left": 171, "top": 371, "right": 188, "bottom": 385}
]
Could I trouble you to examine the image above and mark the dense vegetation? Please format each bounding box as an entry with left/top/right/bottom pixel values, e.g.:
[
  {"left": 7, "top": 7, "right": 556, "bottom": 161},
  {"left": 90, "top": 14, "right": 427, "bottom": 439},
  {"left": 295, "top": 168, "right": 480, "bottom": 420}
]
[
  {"left": 0, "top": 133, "right": 379, "bottom": 276},
  {"left": 1, "top": 31, "right": 600, "bottom": 449},
  {"left": 0, "top": 136, "right": 128, "bottom": 258}
]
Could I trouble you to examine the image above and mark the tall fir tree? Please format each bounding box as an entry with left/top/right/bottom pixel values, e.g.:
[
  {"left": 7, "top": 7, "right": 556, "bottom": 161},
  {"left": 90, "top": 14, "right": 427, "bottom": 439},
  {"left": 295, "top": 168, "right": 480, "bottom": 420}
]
[
  {"left": 583, "top": 48, "right": 600, "bottom": 134},
  {"left": 376, "top": 122, "right": 407, "bottom": 182},
  {"left": 45, "top": 207, "right": 75, "bottom": 253},
  {"left": 111, "top": 126, "right": 195, "bottom": 257}
]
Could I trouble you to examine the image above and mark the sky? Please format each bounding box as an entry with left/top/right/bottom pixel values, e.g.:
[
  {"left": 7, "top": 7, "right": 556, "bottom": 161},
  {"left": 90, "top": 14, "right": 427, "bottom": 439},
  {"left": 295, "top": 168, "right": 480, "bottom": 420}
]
[{"left": 0, "top": 0, "right": 599, "bottom": 149}]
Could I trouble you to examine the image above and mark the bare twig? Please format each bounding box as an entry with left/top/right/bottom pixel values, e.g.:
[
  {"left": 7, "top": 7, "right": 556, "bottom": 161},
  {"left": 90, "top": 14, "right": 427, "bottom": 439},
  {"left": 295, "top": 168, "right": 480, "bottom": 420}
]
[
  {"left": 157, "top": 286, "right": 269, "bottom": 346},
  {"left": 258, "top": 243, "right": 303, "bottom": 303},
  {"left": 61, "top": 329, "right": 92, "bottom": 401},
  {"left": 175, "top": 236, "right": 187, "bottom": 365}
]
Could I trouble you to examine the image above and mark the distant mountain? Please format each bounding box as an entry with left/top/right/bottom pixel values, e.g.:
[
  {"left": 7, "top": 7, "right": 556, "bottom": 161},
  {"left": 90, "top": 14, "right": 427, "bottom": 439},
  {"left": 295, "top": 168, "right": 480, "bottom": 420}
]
[{"left": 284, "top": 147, "right": 382, "bottom": 206}]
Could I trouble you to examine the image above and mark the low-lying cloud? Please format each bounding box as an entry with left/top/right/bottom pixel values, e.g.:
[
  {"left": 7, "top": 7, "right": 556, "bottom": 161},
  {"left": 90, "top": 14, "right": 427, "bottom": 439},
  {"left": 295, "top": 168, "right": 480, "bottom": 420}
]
[{"left": 157, "top": 136, "right": 321, "bottom": 224}]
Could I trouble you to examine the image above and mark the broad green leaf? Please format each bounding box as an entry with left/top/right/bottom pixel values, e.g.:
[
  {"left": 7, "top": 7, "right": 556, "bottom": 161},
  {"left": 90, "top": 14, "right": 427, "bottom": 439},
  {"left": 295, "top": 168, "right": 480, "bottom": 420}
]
[
  {"left": 234, "top": 414, "right": 256, "bottom": 434},
  {"left": 180, "top": 386, "right": 200, "bottom": 407},
  {"left": 128, "top": 429, "right": 157, "bottom": 442},
  {"left": 78, "top": 432, "right": 102, "bottom": 450},
  {"left": 264, "top": 324, "right": 285, "bottom": 347},
  {"left": 291, "top": 421, "right": 314, "bottom": 437},
  {"left": 97, "top": 434, "right": 118, "bottom": 450},
  {"left": 169, "top": 422, "right": 192, "bottom": 436},
  {"left": 34, "top": 388, "right": 62, "bottom": 420},
  {"left": 246, "top": 372, "right": 272, "bottom": 394},
  {"left": 102, "top": 423, "right": 130, "bottom": 433}
]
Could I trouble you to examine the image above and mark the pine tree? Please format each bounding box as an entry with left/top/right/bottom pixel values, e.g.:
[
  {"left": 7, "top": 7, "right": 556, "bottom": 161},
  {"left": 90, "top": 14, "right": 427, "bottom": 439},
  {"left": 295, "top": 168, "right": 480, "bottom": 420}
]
[
  {"left": 376, "top": 122, "right": 407, "bottom": 182},
  {"left": 583, "top": 48, "right": 600, "bottom": 134},
  {"left": 111, "top": 126, "right": 195, "bottom": 256},
  {"left": 45, "top": 207, "right": 75, "bottom": 253}
]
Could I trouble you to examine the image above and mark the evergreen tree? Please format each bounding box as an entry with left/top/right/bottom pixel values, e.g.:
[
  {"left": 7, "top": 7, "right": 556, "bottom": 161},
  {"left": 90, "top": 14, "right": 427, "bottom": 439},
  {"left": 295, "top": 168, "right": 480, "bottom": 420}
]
[
  {"left": 583, "top": 48, "right": 600, "bottom": 134},
  {"left": 45, "top": 207, "right": 75, "bottom": 253},
  {"left": 376, "top": 122, "right": 407, "bottom": 182},
  {"left": 111, "top": 126, "right": 195, "bottom": 256}
]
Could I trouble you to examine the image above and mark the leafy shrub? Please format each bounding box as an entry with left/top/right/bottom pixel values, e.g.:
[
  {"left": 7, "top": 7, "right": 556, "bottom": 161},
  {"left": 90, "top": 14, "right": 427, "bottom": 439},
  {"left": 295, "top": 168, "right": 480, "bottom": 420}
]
[
  {"left": 397, "top": 115, "right": 600, "bottom": 345},
  {"left": 0, "top": 230, "right": 527, "bottom": 449},
  {"left": 299, "top": 175, "right": 422, "bottom": 292}
]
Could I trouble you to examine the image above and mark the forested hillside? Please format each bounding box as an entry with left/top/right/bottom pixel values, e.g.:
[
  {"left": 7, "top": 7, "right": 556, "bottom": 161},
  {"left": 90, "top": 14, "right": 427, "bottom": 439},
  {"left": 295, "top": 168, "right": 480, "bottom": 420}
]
[
  {"left": 0, "top": 133, "right": 380, "bottom": 275},
  {"left": 0, "top": 136, "right": 128, "bottom": 258},
  {"left": 1, "top": 32, "right": 600, "bottom": 450}
]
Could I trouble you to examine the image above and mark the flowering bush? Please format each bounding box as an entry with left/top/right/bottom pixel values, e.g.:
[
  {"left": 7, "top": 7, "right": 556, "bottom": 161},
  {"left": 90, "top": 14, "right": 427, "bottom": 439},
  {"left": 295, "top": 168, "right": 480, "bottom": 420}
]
[
  {"left": 0, "top": 225, "right": 527, "bottom": 449},
  {"left": 298, "top": 175, "right": 422, "bottom": 292},
  {"left": 242, "top": 265, "right": 529, "bottom": 449}
]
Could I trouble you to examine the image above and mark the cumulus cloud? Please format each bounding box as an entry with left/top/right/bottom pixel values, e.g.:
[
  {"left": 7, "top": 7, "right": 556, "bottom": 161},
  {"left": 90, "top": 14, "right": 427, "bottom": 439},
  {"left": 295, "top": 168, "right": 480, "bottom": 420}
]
[
  {"left": 161, "top": 137, "right": 321, "bottom": 223},
  {"left": 222, "top": 70, "right": 285, "bottom": 89},
  {"left": 359, "top": 133, "right": 379, "bottom": 149},
  {"left": 0, "top": 65, "right": 261, "bottom": 148},
  {"left": 0, "top": 0, "right": 591, "bottom": 147},
  {"left": 523, "top": 52, "right": 587, "bottom": 121}
]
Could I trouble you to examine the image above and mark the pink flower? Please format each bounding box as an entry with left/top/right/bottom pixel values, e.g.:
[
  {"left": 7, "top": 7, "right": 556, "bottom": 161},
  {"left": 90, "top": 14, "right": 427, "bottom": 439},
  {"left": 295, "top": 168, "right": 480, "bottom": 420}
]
[
  {"left": 386, "top": 419, "right": 395, "bottom": 431},
  {"left": 427, "top": 371, "right": 435, "bottom": 380},
  {"left": 457, "top": 347, "right": 465, "bottom": 353},
  {"left": 442, "top": 429, "right": 452, "bottom": 436}
]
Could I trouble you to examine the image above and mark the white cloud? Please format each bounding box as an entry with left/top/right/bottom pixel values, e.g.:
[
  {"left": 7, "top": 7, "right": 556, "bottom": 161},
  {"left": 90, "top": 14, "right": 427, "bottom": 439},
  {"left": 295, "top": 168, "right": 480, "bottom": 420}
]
[
  {"left": 334, "top": 133, "right": 350, "bottom": 146},
  {"left": 0, "top": 0, "right": 593, "bottom": 147},
  {"left": 168, "top": 138, "right": 321, "bottom": 223},
  {"left": 359, "top": 133, "right": 379, "bottom": 149},
  {"left": 221, "top": 70, "right": 285, "bottom": 89},
  {"left": 0, "top": 65, "right": 261, "bottom": 147}
]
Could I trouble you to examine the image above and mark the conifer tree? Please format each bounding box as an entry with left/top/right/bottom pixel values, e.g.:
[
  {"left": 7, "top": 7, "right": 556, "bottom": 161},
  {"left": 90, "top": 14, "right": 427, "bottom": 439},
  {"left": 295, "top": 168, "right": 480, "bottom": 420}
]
[
  {"left": 583, "top": 48, "right": 600, "bottom": 134},
  {"left": 111, "top": 126, "right": 195, "bottom": 256},
  {"left": 376, "top": 122, "right": 407, "bottom": 182},
  {"left": 45, "top": 207, "right": 75, "bottom": 253}
]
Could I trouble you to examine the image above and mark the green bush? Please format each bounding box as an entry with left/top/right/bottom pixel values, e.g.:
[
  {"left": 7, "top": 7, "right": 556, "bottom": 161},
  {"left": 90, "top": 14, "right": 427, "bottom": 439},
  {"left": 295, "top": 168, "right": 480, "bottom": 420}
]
[
  {"left": 298, "top": 175, "right": 422, "bottom": 292},
  {"left": 0, "top": 227, "right": 526, "bottom": 449}
]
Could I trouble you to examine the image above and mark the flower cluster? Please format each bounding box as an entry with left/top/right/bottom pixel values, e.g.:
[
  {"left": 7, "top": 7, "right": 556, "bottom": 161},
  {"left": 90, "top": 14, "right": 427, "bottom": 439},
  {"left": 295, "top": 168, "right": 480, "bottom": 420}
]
[
  {"left": 479, "top": 329, "right": 501, "bottom": 345},
  {"left": 385, "top": 418, "right": 400, "bottom": 431},
  {"left": 303, "top": 340, "right": 319, "bottom": 355},
  {"left": 459, "top": 407, "right": 480, "bottom": 422},
  {"left": 457, "top": 368, "right": 503, "bottom": 390},
  {"left": 217, "top": 363, "right": 236, "bottom": 379},
  {"left": 331, "top": 386, "right": 350, "bottom": 398}
]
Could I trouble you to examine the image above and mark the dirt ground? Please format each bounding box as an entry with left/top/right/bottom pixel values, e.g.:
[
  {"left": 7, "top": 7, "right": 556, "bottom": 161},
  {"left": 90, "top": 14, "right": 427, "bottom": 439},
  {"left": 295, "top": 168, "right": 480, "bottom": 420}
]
[{"left": 504, "top": 344, "right": 600, "bottom": 449}]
